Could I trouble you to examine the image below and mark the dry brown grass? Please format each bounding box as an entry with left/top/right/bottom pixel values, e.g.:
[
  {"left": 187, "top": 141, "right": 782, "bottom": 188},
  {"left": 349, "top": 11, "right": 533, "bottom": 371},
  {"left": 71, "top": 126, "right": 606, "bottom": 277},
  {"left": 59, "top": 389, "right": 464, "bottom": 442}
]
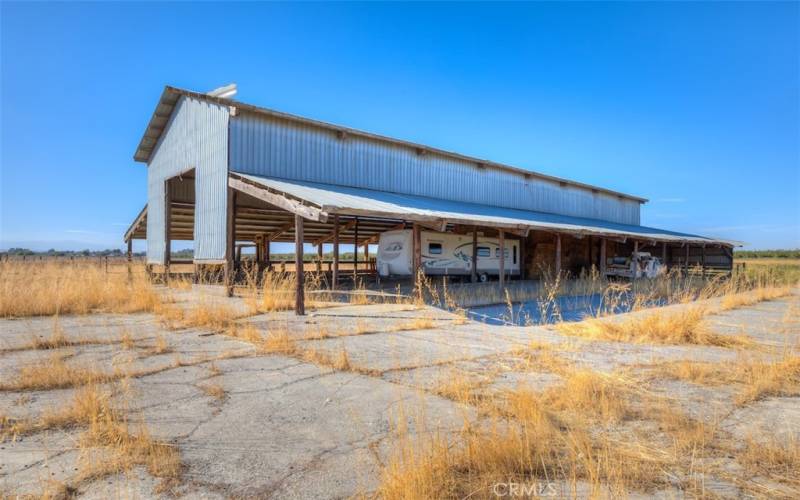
[
  {"left": 121, "top": 329, "right": 136, "bottom": 349},
  {"left": 0, "top": 349, "right": 253, "bottom": 393},
  {"left": 260, "top": 271, "right": 297, "bottom": 312},
  {"left": 378, "top": 371, "right": 677, "bottom": 499},
  {"left": 72, "top": 389, "right": 182, "bottom": 492},
  {"left": 556, "top": 306, "right": 753, "bottom": 347},
  {"left": 198, "top": 382, "right": 226, "bottom": 401},
  {"left": 395, "top": 317, "right": 435, "bottom": 331},
  {"left": 0, "top": 260, "right": 161, "bottom": 317},
  {"left": 739, "top": 434, "right": 800, "bottom": 485},
  {"left": 511, "top": 341, "right": 573, "bottom": 376},
  {"left": 2, "top": 385, "right": 182, "bottom": 492},
  {"left": 720, "top": 286, "right": 793, "bottom": 311},
  {"left": 432, "top": 369, "right": 486, "bottom": 405},
  {"left": 0, "top": 354, "right": 115, "bottom": 392},
  {"left": 651, "top": 353, "right": 800, "bottom": 406},
  {"left": 150, "top": 334, "right": 171, "bottom": 354},
  {"left": 182, "top": 302, "right": 241, "bottom": 331}
]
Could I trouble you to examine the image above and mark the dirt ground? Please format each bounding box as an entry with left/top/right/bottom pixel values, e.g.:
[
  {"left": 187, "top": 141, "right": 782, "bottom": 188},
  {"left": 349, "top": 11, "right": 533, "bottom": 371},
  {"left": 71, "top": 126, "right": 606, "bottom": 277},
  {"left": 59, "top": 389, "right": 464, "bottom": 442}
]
[{"left": 1, "top": 289, "right": 798, "bottom": 498}]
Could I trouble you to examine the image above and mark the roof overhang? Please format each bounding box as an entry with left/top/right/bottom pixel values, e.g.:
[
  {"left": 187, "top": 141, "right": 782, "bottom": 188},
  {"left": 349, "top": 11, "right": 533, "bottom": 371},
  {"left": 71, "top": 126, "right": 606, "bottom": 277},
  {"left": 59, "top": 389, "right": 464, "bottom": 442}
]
[{"left": 229, "top": 172, "right": 741, "bottom": 247}]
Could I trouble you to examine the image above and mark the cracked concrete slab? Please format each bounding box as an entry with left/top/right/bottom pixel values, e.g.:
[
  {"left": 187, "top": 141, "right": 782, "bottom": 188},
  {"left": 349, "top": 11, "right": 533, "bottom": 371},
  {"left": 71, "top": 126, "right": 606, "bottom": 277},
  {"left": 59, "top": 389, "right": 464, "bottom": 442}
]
[{"left": 2, "top": 291, "right": 798, "bottom": 498}]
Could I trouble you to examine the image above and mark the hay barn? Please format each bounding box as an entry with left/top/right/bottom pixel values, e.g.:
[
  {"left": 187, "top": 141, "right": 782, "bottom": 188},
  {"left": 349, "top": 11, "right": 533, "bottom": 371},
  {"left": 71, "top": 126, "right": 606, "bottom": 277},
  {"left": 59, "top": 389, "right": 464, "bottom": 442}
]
[{"left": 124, "top": 85, "right": 737, "bottom": 313}]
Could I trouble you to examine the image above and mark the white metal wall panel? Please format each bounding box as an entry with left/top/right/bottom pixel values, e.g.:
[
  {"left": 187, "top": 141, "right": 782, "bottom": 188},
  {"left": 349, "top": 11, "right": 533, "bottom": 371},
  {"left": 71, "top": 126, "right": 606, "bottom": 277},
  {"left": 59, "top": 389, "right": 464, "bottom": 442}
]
[
  {"left": 229, "top": 113, "right": 640, "bottom": 225},
  {"left": 147, "top": 96, "right": 229, "bottom": 264}
]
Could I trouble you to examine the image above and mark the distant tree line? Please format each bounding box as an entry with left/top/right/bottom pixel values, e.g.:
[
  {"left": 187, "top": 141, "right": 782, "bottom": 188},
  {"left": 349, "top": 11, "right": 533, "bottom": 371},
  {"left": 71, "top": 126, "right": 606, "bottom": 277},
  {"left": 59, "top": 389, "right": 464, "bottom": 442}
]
[
  {"left": 734, "top": 249, "right": 800, "bottom": 259},
  {"left": 1, "top": 248, "right": 368, "bottom": 261},
  {"left": 1, "top": 248, "right": 146, "bottom": 257}
]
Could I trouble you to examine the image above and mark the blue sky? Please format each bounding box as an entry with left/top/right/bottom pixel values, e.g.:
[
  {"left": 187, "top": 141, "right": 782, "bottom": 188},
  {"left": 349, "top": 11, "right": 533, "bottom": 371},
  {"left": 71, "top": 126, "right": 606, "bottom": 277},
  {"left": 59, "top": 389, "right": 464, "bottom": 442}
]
[{"left": 1, "top": 1, "right": 798, "bottom": 252}]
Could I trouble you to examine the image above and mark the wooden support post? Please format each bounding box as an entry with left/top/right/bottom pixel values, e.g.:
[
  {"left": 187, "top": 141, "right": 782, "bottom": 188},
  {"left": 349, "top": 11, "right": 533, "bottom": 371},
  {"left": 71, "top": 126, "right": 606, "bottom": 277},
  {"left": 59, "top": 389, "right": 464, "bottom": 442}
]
[
  {"left": 316, "top": 243, "right": 323, "bottom": 274},
  {"left": 701, "top": 245, "right": 707, "bottom": 279},
  {"left": 126, "top": 238, "right": 133, "bottom": 284},
  {"left": 332, "top": 215, "right": 340, "bottom": 290},
  {"left": 164, "top": 179, "right": 171, "bottom": 286},
  {"left": 662, "top": 242, "right": 668, "bottom": 270},
  {"left": 413, "top": 222, "right": 422, "bottom": 279},
  {"left": 471, "top": 227, "right": 478, "bottom": 283},
  {"left": 353, "top": 217, "right": 359, "bottom": 281},
  {"left": 685, "top": 244, "right": 690, "bottom": 276},
  {"left": 498, "top": 229, "right": 505, "bottom": 286},
  {"left": 600, "top": 238, "right": 607, "bottom": 276},
  {"left": 555, "top": 234, "right": 562, "bottom": 278},
  {"left": 520, "top": 234, "right": 527, "bottom": 280},
  {"left": 255, "top": 235, "right": 264, "bottom": 280},
  {"left": 235, "top": 245, "right": 242, "bottom": 265},
  {"left": 265, "top": 240, "right": 271, "bottom": 270},
  {"left": 294, "top": 214, "right": 305, "bottom": 315},
  {"left": 225, "top": 187, "right": 236, "bottom": 297}
]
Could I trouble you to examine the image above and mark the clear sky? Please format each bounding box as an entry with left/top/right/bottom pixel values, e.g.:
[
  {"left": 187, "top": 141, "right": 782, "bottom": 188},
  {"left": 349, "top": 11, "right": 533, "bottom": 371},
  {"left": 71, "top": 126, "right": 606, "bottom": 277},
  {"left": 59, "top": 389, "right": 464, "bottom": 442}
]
[{"left": 2, "top": 1, "right": 798, "bottom": 252}]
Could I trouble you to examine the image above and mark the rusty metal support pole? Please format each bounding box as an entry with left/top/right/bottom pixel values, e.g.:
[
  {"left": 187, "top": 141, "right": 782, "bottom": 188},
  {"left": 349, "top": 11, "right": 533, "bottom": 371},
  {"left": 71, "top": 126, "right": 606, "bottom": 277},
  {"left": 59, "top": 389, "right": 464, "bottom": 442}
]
[
  {"left": 555, "top": 234, "right": 562, "bottom": 278},
  {"left": 225, "top": 187, "right": 236, "bottom": 297},
  {"left": 332, "top": 215, "right": 340, "bottom": 290},
  {"left": 471, "top": 227, "right": 478, "bottom": 283},
  {"left": 498, "top": 229, "right": 505, "bottom": 286},
  {"left": 294, "top": 214, "right": 305, "bottom": 315}
]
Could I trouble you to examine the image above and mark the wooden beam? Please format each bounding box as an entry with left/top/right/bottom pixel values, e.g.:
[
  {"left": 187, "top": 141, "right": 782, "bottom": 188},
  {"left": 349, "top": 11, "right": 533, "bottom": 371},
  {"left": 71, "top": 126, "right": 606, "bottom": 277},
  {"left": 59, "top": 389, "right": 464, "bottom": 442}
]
[
  {"left": 266, "top": 221, "right": 294, "bottom": 241},
  {"left": 701, "top": 245, "right": 706, "bottom": 279},
  {"left": 126, "top": 238, "right": 133, "bottom": 284},
  {"left": 313, "top": 219, "right": 357, "bottom": 246},
  {"left": 353, "top": 217, "right": 359, "bottom": 279},
  {"left": 555, "top": 234, "right": 562, "bottom": 277},
  {"left": 471, "top": 227, "right": 478, "bottom": 283},
  {"left": 225, "top": 187, "right": 236, "bottom": 296},
  {"left": 229, "top": 175, "right": 326, "bottom": 222},
  {"left": 362, "top": 222, "right": 405, "bottom": 245},
  {"left": 295, "top": 214, "right": 305, "bottom": 315},
  {"left": 332, "top": 215, "right": 340, "bottom": 290},
  {"left": 413, "top": 223, "right": 422, "bottom": 278},
  {"left": 685, "top": 244, "right": 690, "bottom": 275},
  {"left": 662, "top": 242, "right": 667, "bottom": 269},
  {"left": 317, "top": 242, "right": 323, "bottom": 274},
  {"left": 124, "top": 205, "right": 148, "bottom": 243},
  {"left": 498, "top": 229, "right": 505, "bottom": 286},
  {"left": 600, "top": 238, "right": 607, "bottom": 275}
]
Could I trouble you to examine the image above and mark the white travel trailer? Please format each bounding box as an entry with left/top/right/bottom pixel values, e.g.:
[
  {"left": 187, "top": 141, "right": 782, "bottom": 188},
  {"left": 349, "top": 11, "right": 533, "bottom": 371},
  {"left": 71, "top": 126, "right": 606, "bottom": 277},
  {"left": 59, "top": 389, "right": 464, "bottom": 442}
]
[{"left": 376, "top": 229, "right": 520, "bottom": 281}]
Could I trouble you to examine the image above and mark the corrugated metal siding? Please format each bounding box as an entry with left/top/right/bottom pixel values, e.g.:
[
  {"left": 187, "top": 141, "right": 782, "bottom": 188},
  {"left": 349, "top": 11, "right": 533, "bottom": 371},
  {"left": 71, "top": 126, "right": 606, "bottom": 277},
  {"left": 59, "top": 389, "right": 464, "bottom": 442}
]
[
  {"left": 229, "top": 113, "right": 640, "bottom": 225},
  {"left": 147, "top": 96, "right": 229, "bottom": 264}
]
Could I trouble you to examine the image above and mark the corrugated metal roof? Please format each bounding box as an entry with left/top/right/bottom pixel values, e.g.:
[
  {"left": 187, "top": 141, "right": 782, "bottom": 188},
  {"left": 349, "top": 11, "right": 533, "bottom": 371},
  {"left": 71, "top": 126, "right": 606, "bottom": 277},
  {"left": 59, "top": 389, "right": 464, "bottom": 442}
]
[
  {"left": 134, "top": 85, "right": 648, "bottom": 203},
  {"left": 231, "top": 171, "right": 740, "bottom": 247}
]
